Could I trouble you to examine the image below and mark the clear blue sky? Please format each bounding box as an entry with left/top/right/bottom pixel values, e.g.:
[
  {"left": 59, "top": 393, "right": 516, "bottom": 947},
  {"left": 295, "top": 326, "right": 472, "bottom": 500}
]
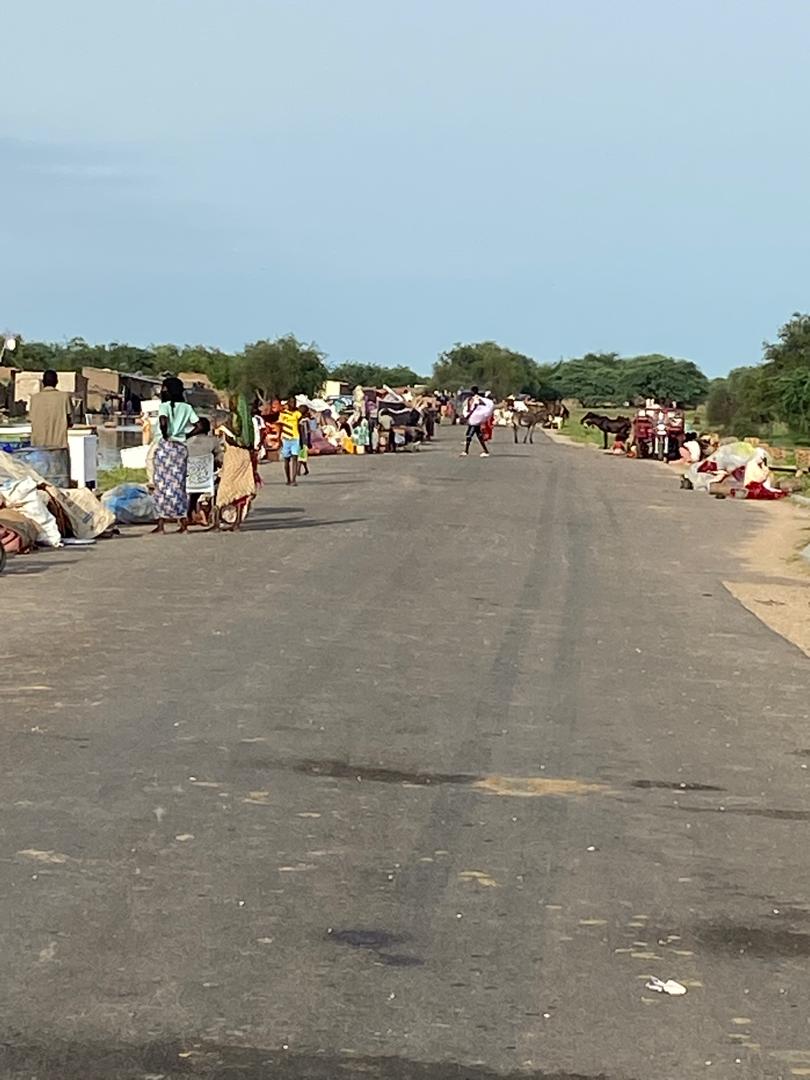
[{"left": 2, "top": 0, "right": 808, "bottom": 376}]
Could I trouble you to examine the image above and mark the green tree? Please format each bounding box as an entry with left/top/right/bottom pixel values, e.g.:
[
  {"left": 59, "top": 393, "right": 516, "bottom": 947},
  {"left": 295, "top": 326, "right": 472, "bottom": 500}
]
[
  {"left": 432, "top": 341, "right": 557, "bottom": 400},
  {"left": 233, "top": 335, "right": 328, "bottom": 400},
  {"left": 705, "top": 366, "right": 771, "bottom": 434},
  {"left": 705, "top": 377, "right": 736, "bottom": 428},
  {"left": 330, "top": 362, "right": 382, "bottom": 387},
  {"left": 616, "top": 355, "right": 709, "bottom": 405},
  {"left": 330, "top": 362, "right": 423, "bottom": 387},
  {"left": 773, "top": 368, "right": 810, "bottom": 435},
  {"left": 381, "top": 365, "right": 424, "bottom": 386},
  {"left": 759, "top": 313, "right": 810, "bottom": 433},
  {"left": 16, "top": 340, "right": 60, "bottom": 370},
  {"left": 172, "top": 345, "right": 234, "bottom": 389},
  {"left": 554, "top": 353, "right": 621, "bottom": 405}
]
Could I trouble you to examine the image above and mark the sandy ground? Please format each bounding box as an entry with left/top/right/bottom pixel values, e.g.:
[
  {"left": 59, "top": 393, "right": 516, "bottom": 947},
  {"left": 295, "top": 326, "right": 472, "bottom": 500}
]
[
  {"left": 725, "top": 500, "right": 810, "bottom": 657},
  {"left": 546, "top": 427, "right": 810, "bottom": 657}
]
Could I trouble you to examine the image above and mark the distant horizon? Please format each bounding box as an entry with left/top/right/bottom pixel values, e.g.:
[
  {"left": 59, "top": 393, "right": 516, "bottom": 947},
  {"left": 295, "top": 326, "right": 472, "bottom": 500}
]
[{"left": 3, "top": 1, "right": 809, "bottom": 381}]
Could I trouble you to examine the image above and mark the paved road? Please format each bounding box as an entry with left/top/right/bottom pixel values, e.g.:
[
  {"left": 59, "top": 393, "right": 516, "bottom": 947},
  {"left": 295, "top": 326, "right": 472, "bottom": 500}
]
[{"left": 2, "top": 428, "right": 809, "bottom": 1080}]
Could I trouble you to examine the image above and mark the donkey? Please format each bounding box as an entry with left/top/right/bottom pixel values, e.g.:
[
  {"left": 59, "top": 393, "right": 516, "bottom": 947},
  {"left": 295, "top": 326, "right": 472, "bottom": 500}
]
[
  {"left": 581, "top": 411, "right": 632, "bottom": 450},
  {"left": 512, "top": 406, "right": 548, "bottom": 444}
]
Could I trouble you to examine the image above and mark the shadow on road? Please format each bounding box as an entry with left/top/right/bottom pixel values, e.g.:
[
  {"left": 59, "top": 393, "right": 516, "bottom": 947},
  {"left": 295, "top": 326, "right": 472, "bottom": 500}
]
[
  {"left": 0, "top": 1039, "right": 613, "bottom": 1080},
  {"left": 242, "top": 515, "right": 366, "bottom": 533}
]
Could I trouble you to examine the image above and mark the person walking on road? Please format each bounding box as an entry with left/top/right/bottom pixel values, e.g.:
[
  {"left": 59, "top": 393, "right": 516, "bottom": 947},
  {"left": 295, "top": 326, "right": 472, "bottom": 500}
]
[
  {"left": 460, "top": 385, "right": 493, "bottom": 457},
  {"left": 279, "top": 396, "right": 303, "bottom": 485},
  {"left": 297, "top": 405, "right": 313, "bottom": 477}
]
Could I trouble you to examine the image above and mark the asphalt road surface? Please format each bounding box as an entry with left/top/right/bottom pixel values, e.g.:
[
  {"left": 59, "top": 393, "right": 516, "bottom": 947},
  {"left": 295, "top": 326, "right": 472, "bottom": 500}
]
[{"left": 2, "top": 428, "right": 809, "bottom": 1080}]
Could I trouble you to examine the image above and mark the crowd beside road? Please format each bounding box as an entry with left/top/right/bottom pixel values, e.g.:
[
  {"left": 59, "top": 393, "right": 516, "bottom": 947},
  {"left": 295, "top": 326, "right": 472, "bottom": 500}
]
[
  {"left": 4, "top": 371, "right": 801, "bottom": 572},
  {"left": 0, "top": 376, "right": 474, "bottom": 556}
]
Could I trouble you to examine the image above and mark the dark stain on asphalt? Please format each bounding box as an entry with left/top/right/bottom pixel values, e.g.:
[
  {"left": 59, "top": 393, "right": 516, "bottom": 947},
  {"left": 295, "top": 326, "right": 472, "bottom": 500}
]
[
  {"left": 327, "top": 928, "right": 424, "bottom": 968},
  {"left": 242, "top": 755, "right": 730, "bottom": 800},
  {"left": 0, "top": 1040, "right": 618, "bottom": 1079},
  {"left": 295, "top": 760, "right": 476, "bottom": 786},
  {"left": 693, "top": 922, "right": 810, "bottom": 957},
  {"left": 328, "top": 928, "right": 404, "bottom": 949},
  {"left": 670, "top": 804, "right": 810, "bottom": 822},
  {"left": 377, "top": 952, "right": 425, "bottom": 967},
  {"left": 632, "top": 779, "right": 725, "bottom": 792}
]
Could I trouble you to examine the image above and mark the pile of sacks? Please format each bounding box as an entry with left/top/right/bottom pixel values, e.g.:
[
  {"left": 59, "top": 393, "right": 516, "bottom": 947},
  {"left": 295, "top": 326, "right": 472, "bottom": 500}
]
[{"left": 0, "top": 451, "right": 115, "bottom": 554}]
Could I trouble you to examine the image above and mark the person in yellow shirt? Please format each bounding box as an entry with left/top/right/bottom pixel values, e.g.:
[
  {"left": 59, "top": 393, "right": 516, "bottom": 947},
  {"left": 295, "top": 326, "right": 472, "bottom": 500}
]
[{"left": 278, "top": 396, "right": 303, "bottom": 486}]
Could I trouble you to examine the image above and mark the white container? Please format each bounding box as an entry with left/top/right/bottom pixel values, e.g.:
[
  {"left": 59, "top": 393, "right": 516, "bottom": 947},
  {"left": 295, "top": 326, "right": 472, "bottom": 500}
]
[
  {"left": 120, "top": 443, "right": 149, "bottom": 470},
  {"left": 68, "top": 431, "right": 98, "bottom": 487}
]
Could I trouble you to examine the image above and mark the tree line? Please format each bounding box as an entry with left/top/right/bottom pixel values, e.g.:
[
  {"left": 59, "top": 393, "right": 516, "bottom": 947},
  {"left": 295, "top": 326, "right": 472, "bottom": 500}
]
[
  {"left": 434, "top": 343, "right": 709, "bottom": 405},
  {"left": 10, "top": 336, "right": 422, "bottom": 402},
  {"left": 18, "top": 319, "right": 810, "bottom": 435},
  {"left": 11, "top": 335, "right": 711, "bottom": 405},
  {"left": 705, "top": 313, "right": 810, "bottom": 438}
]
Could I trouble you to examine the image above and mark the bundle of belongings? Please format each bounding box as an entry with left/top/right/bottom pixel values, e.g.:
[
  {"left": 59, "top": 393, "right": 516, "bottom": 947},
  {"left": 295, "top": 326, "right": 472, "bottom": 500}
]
[
  {"left": 683, "top": 441, "right": 788, "bottom": 500},
  {"left": 0, "top": 450, "right": 115, "bottom": 555}
]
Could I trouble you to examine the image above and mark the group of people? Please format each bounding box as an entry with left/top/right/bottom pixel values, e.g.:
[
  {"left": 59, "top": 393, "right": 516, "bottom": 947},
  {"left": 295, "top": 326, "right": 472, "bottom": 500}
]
[
  {"left": 256, "top": 393, "right": 433, "bottom": 456},
  {"left": 149, "top": 377, "right": 261, "bottom": 534}
]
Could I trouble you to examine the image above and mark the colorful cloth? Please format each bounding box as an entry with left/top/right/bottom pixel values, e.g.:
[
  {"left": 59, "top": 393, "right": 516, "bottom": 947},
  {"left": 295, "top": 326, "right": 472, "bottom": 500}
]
[
  {"left": 158, "top": 401, "right": 198, "bottom": 442},
  {"left": 279, "top": 409, "right": 302, "bottom": 441},
  {"left": 153, "top": 440, "right": 189, "bottom": 518},
  {"left": 216, "top": 444, "right": 256, "bottom": 509}
]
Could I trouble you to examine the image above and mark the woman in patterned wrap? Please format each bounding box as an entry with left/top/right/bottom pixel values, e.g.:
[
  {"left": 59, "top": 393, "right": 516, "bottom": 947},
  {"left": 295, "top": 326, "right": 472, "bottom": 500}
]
[{"left": 151, "top": 376, "right": 199, "bottom": 535}]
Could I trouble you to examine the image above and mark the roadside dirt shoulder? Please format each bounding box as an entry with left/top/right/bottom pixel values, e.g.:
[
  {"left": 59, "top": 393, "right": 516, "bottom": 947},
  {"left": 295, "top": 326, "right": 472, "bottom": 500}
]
[{"left": 725, "top": 500, "right": 810, "bottom": 657}]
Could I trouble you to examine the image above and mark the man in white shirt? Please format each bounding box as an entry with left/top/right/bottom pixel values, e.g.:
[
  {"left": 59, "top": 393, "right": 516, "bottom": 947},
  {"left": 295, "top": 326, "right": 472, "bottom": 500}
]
[{"left": 460, "top": 386, "right": 493, "bottom": 458}]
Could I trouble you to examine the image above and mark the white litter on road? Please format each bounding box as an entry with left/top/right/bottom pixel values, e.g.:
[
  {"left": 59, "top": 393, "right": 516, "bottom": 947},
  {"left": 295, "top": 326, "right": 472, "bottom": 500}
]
[{"left": 645, "top": 977, "right": 687, "bottom": 996}]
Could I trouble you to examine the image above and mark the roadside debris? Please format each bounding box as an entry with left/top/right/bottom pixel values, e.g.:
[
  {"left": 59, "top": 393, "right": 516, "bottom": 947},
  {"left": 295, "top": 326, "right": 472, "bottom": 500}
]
[{"left": 645, "top": 977, "right": 687, "bottom": 996}]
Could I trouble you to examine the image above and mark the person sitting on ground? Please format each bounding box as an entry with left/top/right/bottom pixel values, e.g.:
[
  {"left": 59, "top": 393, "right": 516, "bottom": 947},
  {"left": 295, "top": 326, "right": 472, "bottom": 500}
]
[
  {"left": 679, "top": 431, "right": 702, "bottom": 465},
  {"left": 736, "top": 447, "right": 788, "bottom": 500}
]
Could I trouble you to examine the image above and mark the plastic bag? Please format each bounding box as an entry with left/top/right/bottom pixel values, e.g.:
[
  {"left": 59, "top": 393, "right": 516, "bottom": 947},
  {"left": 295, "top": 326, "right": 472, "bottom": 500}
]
[
  {"left": 0, "top": 477, "right": 62, "bottom": 547},
  {"left": 467, "top": 400, "right": 496, "bottom": 426},
  {"left": 686, "top": 441, "right": 755, "bottom": 492},
  {"left": 101, "top": 483, "right": 157, "bottom": 524},
  {"left": 51, "top": 487, "right": 115, "bottom": 539}
]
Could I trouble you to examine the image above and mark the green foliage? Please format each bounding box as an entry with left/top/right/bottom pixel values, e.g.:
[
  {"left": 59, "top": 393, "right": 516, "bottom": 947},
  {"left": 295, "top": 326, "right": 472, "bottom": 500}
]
[
  {"left": 705, "top": 377, "right": 737, "bottom": 428},
  {"left": 17, "top": 337, "right": 160, "bottom": 374},
  {"left": 330, "top": 362, "right": 423, "bottom": 387},
  {"left": 554, "top": 353, "right": 622, "bottom": 405},
  {"left": 97, "top": 466, "right": 148, "bottom": 491},
  {"left": 760, "top": 313, "right": 810, "bottom": 434},
  {"left": 616, "top": 355, "right": 709, "bottom": 404},
  {"left": 432, "top": 341, "right": 561, "bottom": 401},
  {"left": 703, "top": 314, "right": 810, "bottom": 436},
  {"left": 232, "top": 335, "right": 328, "bottom": 400},
  {"left": 555, "top": 352, "right": 708, "bottom": 406}
]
